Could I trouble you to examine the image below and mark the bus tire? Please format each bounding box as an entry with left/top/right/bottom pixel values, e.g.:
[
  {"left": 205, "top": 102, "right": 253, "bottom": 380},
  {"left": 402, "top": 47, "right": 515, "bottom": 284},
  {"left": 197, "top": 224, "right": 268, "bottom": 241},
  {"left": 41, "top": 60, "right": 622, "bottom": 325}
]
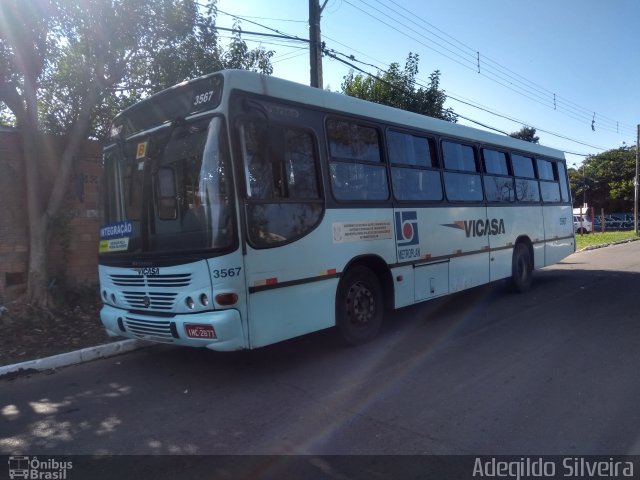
[
  {"left": 336, "top": 266, "right": 384, "bottom": 345},
  {"left": 511, "top": 243, "right": 533, "bottom": 293}
]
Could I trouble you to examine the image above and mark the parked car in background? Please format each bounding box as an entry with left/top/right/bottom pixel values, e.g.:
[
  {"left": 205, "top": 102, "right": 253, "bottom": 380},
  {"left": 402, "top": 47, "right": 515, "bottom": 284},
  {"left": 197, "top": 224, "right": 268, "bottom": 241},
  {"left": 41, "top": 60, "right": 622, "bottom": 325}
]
[
  {"left": 594, "top": 214, "right": 632, "bottom": 231},
  {"left": 573, "top": 215, "right": 592, "bottom": 234},
  {"left": 588, "top": 212, "right": 636, "bottom": 232},
  {"left": 615, "top": 213, "right": 635, "bottom": 230}
]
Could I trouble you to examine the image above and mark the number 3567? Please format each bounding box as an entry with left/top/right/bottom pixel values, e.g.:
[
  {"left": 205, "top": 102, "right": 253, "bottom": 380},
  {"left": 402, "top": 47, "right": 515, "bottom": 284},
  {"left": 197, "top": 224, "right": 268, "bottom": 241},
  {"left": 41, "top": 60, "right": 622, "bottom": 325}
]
[
  {"left": 212, "top": 268, "right": 241, "bottom": 278},
  {"left": 194, "top": 91, "right": 214, "bottom": 105}
]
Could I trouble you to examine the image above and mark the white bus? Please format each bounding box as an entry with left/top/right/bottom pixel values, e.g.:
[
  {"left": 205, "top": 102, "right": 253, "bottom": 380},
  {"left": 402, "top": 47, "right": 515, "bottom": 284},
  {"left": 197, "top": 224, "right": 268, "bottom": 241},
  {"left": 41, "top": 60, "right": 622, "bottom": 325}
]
[{"left": 98, "top": 69, "right": 575, "bottom": 350}]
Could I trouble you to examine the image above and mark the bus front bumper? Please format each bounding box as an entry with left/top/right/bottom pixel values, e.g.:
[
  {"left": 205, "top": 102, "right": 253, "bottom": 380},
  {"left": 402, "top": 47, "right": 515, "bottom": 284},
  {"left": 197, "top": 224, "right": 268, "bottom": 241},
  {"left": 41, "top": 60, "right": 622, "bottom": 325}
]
[{"left": 100, "top": 304, "right": 246, "bottom": 351}]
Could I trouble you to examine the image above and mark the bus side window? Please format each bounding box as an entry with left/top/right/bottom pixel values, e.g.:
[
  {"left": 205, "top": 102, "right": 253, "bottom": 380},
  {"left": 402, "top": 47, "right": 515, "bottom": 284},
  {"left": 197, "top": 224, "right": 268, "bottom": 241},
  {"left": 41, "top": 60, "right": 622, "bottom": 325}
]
[
  {"left": 512, "top": 153, "right": 540, "bottom": 203},
  {"left": 327, "top": 118, "right": 388, "bottom": 201},
  {"left": 242, "top": 122, "right": 275, "bottom": 200},
  {"left": 388, "top": 130, "right": 442, "bottom": 202},
  {"left": 537, "top": 158, "right": 561, "bottom": 203},
  {"left": 482, "top": 148, "right": 514, "bottom": 203},
  {"left": 442, "top": 140, "right": 483, "bottom": 202},
  {"left": 241, "top": 119, "right": 323, "bottom": 248},
  {"left": 557, "top": 162, "right": 570, "bottom": 203}
]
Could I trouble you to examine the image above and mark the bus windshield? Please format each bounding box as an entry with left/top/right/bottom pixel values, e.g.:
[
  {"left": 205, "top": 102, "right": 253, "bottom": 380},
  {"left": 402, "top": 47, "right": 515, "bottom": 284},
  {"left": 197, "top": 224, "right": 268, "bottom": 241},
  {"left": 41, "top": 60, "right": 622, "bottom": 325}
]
[{"left": 101, "top": 115, "right": 235, "bottom": 255}]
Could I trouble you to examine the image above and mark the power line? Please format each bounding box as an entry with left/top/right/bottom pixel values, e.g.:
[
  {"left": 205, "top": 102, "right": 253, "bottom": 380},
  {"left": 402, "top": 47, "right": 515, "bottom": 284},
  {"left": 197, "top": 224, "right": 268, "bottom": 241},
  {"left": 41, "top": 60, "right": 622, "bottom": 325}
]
[
  {"left": 212, "top": 2, "right": 634, "bottom": 138},
  {"left": 323, "top": 48, "right": 510, "bottom": 136},
  {"left": 382, "top": 0, "right": 636, "bottom": 135},
  {"left": 445, "top": 94, "right": 606, "bottom": 151},
  {"left": 215, "top": 26, "right": 306, "bottom": 43},
  {"left": 319, "top": 36, "right": 607, "bottom": 151},
  {"left": 350, "top": 0, "right": 636, "bottom": 137},
  {"left": 340, "top": 0, "right": 477, "bottom": 73},
  {"left": 326, "top": 46, "right": 606, "bottom": 152},
  {"left": 209, "top": 8, "right": 626, "bottom": 154},
  {"left": 226, "top": 14, "right": 306, "bottom": 23},
  {"left": 215, "top": 8, "right": 309, "bottom": 45}
]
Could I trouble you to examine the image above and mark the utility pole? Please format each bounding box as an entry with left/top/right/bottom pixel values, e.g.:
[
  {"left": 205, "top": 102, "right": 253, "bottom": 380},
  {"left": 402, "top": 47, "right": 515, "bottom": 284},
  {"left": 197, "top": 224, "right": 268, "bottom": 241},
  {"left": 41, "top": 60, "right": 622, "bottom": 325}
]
[
  {"left": 309, "top": 0, "right": 328, "bottom": 88},
  {"left": 635, "top": 124, "right": 639, "bottom": 235}
]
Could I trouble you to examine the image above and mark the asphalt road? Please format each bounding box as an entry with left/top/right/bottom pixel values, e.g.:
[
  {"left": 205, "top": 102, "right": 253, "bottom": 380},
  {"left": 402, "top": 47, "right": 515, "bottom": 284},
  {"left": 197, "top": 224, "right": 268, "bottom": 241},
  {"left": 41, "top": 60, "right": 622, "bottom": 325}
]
[{"left": 2, "top": 241, "right": 640, "bottom": 458}]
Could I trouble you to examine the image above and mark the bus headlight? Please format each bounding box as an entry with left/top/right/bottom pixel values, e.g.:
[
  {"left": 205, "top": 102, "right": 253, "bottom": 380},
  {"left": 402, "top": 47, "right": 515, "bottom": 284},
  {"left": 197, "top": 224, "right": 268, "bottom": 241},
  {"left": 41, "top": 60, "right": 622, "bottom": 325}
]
[
  {"left": 185, "top": 297, "right": 195, "bottom": 310},
  {"left": 199, "top": 294, "right": 209, "bottom": 306}
]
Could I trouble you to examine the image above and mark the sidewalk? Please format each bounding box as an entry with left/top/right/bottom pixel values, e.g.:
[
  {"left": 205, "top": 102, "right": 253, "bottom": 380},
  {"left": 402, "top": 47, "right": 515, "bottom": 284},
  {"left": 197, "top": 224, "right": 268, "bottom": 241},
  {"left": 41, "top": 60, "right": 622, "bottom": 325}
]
[{"left": 0, "top": 339, "right": 150, "bottom": 379}]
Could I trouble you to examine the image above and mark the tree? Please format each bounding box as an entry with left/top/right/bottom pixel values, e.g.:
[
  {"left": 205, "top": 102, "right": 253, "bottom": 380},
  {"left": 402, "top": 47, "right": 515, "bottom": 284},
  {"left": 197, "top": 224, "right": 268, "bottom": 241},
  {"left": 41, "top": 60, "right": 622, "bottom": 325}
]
[
  {"left": 341, "top": 52, "right": 456, "bottom": 122},
  {"left": 509, "top": 126, "right": 539, "bottom": 144},
  {"left": 1, "top": 0, "right": 62, "bottom": 308},
  {"left": 571, "top": 145, "right": 637, "bottom": 212},
  {"left": 0, "top": 0, "right": 273, "bottom": 308},
  {"left": 38, "top": 5, "right": 274, "bottom": 140}
]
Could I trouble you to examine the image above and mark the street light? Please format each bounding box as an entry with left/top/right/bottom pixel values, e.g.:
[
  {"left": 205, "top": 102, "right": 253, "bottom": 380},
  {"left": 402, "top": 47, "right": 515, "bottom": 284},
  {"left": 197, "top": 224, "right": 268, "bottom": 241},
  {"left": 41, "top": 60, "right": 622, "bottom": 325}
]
[
  {"left": 572, "top": 162, "right": 587, "bottom": 235},
  {"left": 581, "top": 163, "right": 586, "bottom": 209},
  {"left": 635, "top": 125, "right": 639, "bottom": 236}
]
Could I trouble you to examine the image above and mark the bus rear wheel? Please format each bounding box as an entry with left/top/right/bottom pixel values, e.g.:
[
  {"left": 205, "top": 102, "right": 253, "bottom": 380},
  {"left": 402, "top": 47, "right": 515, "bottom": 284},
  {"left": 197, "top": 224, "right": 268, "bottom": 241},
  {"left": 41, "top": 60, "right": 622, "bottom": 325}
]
[
  {"left": 336, "top": 266, "right": 384, "bottom": 345},
  {"left": 511, "top": 243, "right": 533, "bottom": 293}
]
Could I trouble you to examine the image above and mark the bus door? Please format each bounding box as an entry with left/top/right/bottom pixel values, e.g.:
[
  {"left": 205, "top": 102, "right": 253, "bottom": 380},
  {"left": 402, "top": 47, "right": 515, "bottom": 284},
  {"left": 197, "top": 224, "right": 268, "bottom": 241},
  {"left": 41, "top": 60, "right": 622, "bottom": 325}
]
[
  {"left": 487, "top": 205, "right": 515, "bottom": 282},
  {"left": 484, "top": 171, "right": 517, "bottom": 282},
  {"left": 440, "top": 204, "right": 491, "bottom": 293},
  {"left": 438, "top": 142, "right": 491, "bottom": 292},
  {"left": 237, "top": 115, "right": 333, "bottom": 348},
  {"left": 539, "top": 159, "right": 573, "bottom": 266}
]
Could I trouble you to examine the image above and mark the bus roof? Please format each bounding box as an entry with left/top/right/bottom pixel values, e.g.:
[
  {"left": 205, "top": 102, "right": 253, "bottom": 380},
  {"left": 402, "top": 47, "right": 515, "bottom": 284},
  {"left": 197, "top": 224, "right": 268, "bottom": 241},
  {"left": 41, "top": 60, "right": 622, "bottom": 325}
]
[{"left": 115, "top": 69, "right": 565, "bottom": 160}]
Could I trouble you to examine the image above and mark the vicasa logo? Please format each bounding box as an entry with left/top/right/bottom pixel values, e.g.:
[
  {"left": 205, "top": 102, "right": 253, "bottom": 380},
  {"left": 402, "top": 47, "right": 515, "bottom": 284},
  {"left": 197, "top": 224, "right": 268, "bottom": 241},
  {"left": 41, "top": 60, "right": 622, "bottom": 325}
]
[{"left": 443, "top": 218, "right": 506, "bottom": 238}]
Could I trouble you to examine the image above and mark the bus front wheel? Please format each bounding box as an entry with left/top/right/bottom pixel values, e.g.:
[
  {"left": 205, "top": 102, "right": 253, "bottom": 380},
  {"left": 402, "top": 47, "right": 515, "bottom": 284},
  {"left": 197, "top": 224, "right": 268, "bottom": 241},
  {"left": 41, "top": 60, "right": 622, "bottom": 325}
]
[
  {"left": 511, "top": 243, "right": 533, "bottom": 293},
  {"left": 336, "top": 266, "right": 384, "bottom": 345}
]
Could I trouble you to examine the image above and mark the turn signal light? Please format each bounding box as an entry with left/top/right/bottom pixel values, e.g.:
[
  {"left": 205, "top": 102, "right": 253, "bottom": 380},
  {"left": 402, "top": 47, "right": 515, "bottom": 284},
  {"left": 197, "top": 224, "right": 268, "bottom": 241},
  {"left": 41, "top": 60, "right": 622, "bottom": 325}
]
[{"left": 215, "top": 293, "right": 238, "bottom": 306}]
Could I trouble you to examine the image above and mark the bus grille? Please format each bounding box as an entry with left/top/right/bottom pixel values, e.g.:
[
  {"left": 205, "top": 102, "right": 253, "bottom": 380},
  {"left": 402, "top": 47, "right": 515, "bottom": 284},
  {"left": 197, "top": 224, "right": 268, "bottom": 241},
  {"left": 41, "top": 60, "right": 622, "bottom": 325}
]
[
  {"left": 122, "top": 291, "right": 177, "bottom": 311},
  {"left": 124, "top": 317, "right": 174, "bottom": 342},
  {"left": 108, "top": 273, "right": 192, "bottom": 312},
  {"left": 110, "top": 273, "right": 191, "bottom": 288}
]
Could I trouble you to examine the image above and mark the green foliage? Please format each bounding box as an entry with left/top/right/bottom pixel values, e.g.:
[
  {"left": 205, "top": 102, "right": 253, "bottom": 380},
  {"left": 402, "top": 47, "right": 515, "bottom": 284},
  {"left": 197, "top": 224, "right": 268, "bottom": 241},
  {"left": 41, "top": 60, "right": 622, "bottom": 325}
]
[
  {"left": 509, "top": 126, "right": 539, "bottom": 144},
  {"left": 341, "top": 52, "right": 456, "bottom": 122},
  {"left": 570, "top": 145, "right": 637, "bottom": 211},
  {"left": 0, "top": 0, "right": 60, "bottom": 125},
  {"left": 0, "top": 0, "right": 275, "bottom": 306},
  {"left": 1, "top": 0, "right": 275, "bottom": 140},
  {"left": 0, "top": 108, "right": 15, "bottom": 126}
]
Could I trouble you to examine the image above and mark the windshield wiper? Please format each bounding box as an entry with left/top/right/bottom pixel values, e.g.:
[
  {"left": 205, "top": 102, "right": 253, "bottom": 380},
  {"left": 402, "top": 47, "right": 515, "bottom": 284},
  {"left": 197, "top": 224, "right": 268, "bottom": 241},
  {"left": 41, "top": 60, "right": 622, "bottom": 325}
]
[{"left": 151, "top": 116, "right": 186, "bottom": 161}]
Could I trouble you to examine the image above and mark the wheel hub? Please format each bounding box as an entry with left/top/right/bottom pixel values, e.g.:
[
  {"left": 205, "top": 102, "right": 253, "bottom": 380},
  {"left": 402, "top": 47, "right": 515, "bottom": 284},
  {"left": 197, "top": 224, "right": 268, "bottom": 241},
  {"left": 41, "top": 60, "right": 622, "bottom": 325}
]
[{"left": 347, "top": 282, "right": 374, "bottom": 325}]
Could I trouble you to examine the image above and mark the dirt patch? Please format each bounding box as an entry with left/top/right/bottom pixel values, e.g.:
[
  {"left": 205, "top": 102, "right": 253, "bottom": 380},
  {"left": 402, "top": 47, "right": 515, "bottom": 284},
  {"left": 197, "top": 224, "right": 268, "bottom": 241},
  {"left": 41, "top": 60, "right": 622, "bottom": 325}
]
[{"left": 0, "top": 293, "right": 116, "bottom": 367}]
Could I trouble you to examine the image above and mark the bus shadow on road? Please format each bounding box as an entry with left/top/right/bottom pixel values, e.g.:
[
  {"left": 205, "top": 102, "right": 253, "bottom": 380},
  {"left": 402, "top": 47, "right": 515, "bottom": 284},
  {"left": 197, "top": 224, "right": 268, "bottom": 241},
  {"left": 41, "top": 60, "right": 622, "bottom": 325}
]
[{"left": 133, "top": 262, "right": 639, "bottom": 378}]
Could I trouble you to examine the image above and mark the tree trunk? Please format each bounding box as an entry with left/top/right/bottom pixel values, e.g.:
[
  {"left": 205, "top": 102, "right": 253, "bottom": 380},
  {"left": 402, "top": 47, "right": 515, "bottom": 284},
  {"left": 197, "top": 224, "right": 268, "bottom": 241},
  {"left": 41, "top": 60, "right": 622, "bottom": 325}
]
[
  {"left": 26, "top": 215, "right": 49, "bottom": 307},
  {"left": 21, "top": 73, "right": 51, "bottom": 308},
  {"left": 23, "top": 82, "right": 101, "bottom": 309}
]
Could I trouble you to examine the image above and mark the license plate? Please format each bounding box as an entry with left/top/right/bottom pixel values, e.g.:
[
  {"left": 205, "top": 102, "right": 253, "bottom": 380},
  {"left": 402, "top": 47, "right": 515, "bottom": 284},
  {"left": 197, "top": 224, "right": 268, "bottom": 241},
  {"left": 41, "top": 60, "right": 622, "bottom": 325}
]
[{"left": 185, "top": 323, "right": 216, "bottom": 339}]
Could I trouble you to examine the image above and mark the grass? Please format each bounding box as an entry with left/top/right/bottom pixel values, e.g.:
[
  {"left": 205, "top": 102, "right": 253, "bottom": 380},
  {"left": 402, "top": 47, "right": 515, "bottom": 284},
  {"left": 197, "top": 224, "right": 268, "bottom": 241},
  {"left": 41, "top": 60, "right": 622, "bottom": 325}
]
[{"left": 575, "top": 230, "right": 639, "bottom": 251}]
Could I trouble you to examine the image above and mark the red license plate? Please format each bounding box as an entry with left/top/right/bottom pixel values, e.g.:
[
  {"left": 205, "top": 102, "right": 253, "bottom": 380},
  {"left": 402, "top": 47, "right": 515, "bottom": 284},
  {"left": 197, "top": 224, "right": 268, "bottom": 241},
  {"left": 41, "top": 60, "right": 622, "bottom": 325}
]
[{"left": 184, "top": 324, "right": 216, "bottom": 339}]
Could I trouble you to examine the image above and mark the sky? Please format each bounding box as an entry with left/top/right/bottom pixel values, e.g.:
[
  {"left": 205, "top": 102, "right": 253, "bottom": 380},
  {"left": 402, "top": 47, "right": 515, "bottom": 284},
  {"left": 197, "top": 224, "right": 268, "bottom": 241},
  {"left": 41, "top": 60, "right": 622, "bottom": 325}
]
[{"left": 214, "top": 0, "right": 639, "bottom": 168}]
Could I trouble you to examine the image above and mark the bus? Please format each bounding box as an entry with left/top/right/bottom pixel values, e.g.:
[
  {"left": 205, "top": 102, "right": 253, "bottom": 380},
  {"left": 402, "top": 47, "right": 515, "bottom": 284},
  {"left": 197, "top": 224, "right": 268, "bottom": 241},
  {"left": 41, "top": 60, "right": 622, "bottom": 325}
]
[{"left": 98, "top": 69, "right": 575, "bottom": 350}]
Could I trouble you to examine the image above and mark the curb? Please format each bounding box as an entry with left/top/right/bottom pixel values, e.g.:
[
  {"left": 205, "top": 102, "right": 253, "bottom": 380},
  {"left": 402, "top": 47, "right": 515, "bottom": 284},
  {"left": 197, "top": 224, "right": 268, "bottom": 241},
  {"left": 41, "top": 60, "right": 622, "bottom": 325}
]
[
  {"left": 578, "top": 236, "right": 640, "bottom": 252},
  {"left": 0, "top": 339, "right": 151, "bottom": 378}
]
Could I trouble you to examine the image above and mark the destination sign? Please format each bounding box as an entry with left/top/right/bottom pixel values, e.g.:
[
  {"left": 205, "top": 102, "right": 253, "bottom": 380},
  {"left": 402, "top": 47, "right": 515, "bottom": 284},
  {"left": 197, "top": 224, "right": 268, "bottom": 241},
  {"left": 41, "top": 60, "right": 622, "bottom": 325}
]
[{"left": 110, "top": 74, "right": 224, "bottom": 139}]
